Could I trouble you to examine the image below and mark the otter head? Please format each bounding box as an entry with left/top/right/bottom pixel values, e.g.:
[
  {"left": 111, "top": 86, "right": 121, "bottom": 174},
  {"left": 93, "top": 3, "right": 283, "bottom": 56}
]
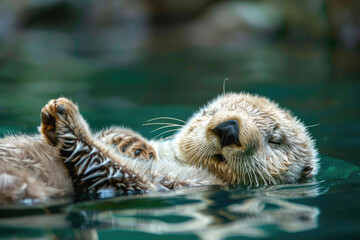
[{"left": 174, "top": 93, "right": 319, "bottom": 186}]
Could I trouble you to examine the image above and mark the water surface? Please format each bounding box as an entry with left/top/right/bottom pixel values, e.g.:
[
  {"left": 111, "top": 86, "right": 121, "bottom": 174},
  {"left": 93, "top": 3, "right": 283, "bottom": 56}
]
[{"left": 0, "top": 156, "right": 359, "bottom": 240}]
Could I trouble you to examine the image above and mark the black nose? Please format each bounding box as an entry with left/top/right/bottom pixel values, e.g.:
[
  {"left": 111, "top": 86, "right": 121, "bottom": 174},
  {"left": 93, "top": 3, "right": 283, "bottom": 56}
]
[{"left": 213, "top": 120, "right": 241, "bottom": 148}]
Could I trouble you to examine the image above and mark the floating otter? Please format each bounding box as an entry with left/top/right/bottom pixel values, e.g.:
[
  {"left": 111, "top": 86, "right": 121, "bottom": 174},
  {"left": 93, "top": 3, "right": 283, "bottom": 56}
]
[{"left": 0, "top": 93, "right": 319, "bottom": 203}]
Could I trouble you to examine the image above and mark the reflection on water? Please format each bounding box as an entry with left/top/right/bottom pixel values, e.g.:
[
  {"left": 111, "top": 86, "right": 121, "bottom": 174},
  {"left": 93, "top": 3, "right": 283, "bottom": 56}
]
[
  {"left": 0, "top": 156, "right": 359, "bottom": 240},
  {"left": 96, "top": 182, "right": 324, "bottom": 239},
  {"left": 0, "top": 181, "right": 324, "bottom": 240}
]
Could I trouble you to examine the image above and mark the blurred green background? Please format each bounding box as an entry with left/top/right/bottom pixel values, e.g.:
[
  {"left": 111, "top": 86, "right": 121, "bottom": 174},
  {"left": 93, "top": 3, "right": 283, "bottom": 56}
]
[{"left": 0, "top": 0, "right": 359, "bottom": 166}]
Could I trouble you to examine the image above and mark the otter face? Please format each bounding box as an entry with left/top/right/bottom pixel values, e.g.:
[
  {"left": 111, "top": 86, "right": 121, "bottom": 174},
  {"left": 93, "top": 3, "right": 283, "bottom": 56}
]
[{"left": 175, "top": 93, "right": 319, "bottom": 186}]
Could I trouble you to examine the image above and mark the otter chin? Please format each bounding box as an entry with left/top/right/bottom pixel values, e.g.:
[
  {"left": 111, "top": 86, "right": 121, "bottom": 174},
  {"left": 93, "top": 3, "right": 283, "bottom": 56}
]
[
  {"left": 162, "top": 92, "right": 319, "bottom": 186},
  {"left": 0, "top": 93, "right": 319, "bottom": 202}
]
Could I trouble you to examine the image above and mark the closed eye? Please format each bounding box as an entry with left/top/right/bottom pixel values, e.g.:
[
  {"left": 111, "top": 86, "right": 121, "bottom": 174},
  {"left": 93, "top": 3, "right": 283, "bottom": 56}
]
[
  {"left": 269, "top": 139, "right": 281, "bottom": 145},
  {"left": 268, "top": 124, "right": 282, "bottom": 145},
  {"left": 269, "top": 135, "right": 282, "bottom": 145}
]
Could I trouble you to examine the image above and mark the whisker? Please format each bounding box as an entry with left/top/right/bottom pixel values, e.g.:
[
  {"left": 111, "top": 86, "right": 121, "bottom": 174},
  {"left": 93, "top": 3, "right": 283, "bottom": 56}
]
[
  {"left": 151, "top": 124, "right": 182, "bottom": 133},
  {"left": 223, "top": 77, "right": 228, "bottom": 95},
  {"left": 158, "top": 135, "right": 175, "bottom": 142},
  {"left": 154, "top": 129, "right": 180, "bottom": 139},
  {"left": 306, "top": 123, "right": 320, "bottom": 128},
  {"left": 143, "top": 122, "right": 178, "bottom": 126},
  {"left": 147, "top": 117, "right": 186, "bottom": 124}
]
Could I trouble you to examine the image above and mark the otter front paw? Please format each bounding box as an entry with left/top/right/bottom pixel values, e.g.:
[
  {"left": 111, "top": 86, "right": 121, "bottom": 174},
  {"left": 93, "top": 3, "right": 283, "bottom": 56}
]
[
  {"left": 40, "top": 98, "right": 90, "bottom": 145},
  {"left": 115, "top": 134, "right": 157, "bottom": 161},
  {"left": 98, "top": 128, "right": 157, "bottom": 160}
]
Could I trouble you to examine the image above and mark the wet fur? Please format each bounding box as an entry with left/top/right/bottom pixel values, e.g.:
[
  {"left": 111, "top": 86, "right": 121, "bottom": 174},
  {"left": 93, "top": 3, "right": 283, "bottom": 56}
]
[
  {"left": 0, "top": 135, "right": 73, "bottom": 202},
  {"left": 173, "top": 93, "right": 318, "bottom": 185},
  {"left": 0, "top": 93, "right": 319, "bottom": 203}
]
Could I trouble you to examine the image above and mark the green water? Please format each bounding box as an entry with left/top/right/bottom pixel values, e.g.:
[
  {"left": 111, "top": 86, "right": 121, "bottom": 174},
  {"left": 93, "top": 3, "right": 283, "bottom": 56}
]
[
  {"left": 1, "top": 39, "right": 360, "bottom": 239},
  {"left": 0, "top": 157, "right": 359, "bottom": 240}
]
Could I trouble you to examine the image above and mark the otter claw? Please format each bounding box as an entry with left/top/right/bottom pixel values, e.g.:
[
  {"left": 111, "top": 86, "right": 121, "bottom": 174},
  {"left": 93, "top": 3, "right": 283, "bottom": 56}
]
[
  {"left": 56, "top": 104, "right": 66, "bottom": 115},
  {"left": 40, "top": 98, "right": 77, "bottom": 146},
  {"left": 41, "top": 111, "right": 52, "bottom": 125}
]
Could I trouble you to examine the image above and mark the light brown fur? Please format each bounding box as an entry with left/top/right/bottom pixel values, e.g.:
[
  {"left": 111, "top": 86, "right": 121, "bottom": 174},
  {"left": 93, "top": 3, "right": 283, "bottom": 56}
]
[
  {"left": 172, "top": 93, "right": 318, "bottom": 186},
  {"left": 0, "top": 135, "right": 73, "bottom": 202},
  {"left": 97, "top": 127, "right": 157, "bottom": 160},
  {"left": 0, "top": 93, "right": 319, "bottom": 203}
]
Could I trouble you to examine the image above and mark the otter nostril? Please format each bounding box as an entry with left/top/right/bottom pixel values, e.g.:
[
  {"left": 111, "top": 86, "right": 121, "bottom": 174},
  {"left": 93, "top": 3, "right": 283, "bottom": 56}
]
[{"left": 213, "top": 120, "right": 241, "bottom": 147}]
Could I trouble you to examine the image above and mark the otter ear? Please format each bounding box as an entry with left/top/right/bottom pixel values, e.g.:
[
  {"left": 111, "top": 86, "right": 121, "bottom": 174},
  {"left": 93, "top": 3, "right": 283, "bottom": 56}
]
[{"left": 301, "top": 166, "right": 313, "bottom": 178}]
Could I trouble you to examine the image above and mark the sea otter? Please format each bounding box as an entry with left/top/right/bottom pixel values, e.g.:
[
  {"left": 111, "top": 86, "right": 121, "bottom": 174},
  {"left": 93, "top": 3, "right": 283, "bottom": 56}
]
[{"left": 0, "top": 93, "right": 319, "bottom": 203}]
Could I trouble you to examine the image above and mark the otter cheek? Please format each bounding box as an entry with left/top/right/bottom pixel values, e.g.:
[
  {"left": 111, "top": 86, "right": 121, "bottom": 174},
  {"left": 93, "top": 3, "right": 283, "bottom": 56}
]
[
  {"left": 269, "top": 150, "right": 293, "bottom": 176},
  {"left": 205, "top": 132, "right": 221, "bottom": 152},
  {"left": 239, "top": 129, "right": 262, "bottom": 156}
]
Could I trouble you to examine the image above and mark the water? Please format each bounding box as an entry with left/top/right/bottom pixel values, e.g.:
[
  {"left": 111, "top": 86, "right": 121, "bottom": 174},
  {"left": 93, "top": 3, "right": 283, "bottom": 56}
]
[
  {"left": 1, "top": 32, "right": 360, "bottom": 239},
  {"left": 0, "top": 157, "right": 359, "bottom": 239}
]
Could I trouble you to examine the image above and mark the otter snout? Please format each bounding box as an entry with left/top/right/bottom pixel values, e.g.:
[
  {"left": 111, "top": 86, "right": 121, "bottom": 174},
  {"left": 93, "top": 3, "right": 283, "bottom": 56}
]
[{"left": 213, "top": 120, "right": 241, "bottom": 147}]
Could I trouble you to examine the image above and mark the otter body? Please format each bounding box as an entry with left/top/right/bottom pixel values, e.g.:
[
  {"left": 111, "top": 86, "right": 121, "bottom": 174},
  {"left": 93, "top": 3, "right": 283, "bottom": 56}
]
[
  {"left": 0, "top": 93, "right": 319, "bottom": 203},
  {"left": 0, "top": 135, "right": 73, "bottom": 201}
]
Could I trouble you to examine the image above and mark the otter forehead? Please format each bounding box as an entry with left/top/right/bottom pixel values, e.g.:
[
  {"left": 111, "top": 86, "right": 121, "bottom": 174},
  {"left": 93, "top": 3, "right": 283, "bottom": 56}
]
[
  {"left": 204, "top": 93, "right": 286, "bottom": 117},
  {"left": 211, "top": 93, "right": 273, "bottom": 107},
  {"left": 198, "top": 93, "right": 298, "bottom": 132}
]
